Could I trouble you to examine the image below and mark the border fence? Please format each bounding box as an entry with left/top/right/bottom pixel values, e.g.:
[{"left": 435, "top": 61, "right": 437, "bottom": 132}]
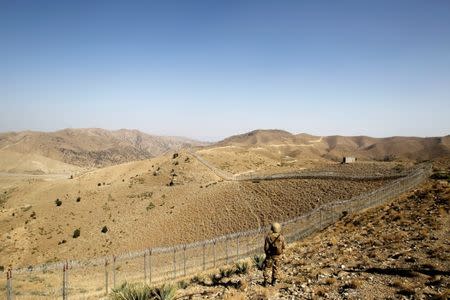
[
  {"left": 188, "top": 150, "right": 411, "bottom": 182},
  {"left": 2, "top": 163, "right": 432, "bottom": 299}
]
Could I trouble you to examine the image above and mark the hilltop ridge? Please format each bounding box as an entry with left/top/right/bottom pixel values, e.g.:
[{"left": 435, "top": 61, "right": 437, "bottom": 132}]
[
  {"left": 0, "top": 128, "right": 206, "bottom": 172},
  {"left": 210, "top": 129, "right": 450, "bottom": 163}
]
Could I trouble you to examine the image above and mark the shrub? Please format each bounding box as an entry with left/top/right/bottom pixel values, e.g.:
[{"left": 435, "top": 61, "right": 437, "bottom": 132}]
[
  {"left": 72, "top": 229, "right": 80, "bottom": 238},
  {"left": 98, "top": 183, "right": 101, "bottom": 187},
  {"left": 153, "top": 284, "right": 177, "bottom": 300},
  {"left": 110, "top": 282, "right": 152, "bottom": 300},
  {"left": 55, "top": 199, "right": 62, "bottom": 206},
  {"left": 76, "top": 197, "right": 81, "bottom": 202},
  {"left": 430, "top": 172, "right": 450, "bottom": 180},
  {"left": 177, "top": 280, "right": 189, "bottom": 289},
  {"left": 146, "top": 202, "right": 155, "bottom": 211},
  {"left": 210, "top": 273, "right": 222, "bottom": 286},
  {"left": 101, "top": 226, "right": 108, "bottom": 233},
  {"left": 220, "top": 267, "right": 234, "bottom": 278},
  {"left": 253, "top": 254, "right": 266, "bottom": 271},
  {"left": 235, "top": 260, "right": 250, "bottom": 275}
]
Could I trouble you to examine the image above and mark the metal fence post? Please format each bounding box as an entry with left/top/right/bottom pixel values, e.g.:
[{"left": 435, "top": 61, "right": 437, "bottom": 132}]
[
  {"left": 112, "top": 256, "right": 116, "bottom": 289},
  {"left": 144, "top": 251, "right": 147, "bottom": 282},
  {"left": 213, "top": 240, "right": 216, "bottom": 268},
  {"left": 65, "top": 261, "right": 69, "bottom": 300},
  {"left": 105, "top": 259, "right": 109, "bottom": 296},
  {"left": 148, "top": 249, "right": 152, "bottom": 284},
  {"left": 6, "top": 268, "right": 12, "bottom": 300},
  {"left": 173, "top": 248, "right": 176, "bottom": 280},
  {"left": 319, "top": 208, "right": 323, "bottom": 229},
  {"left": 62, "top": 262, "right": 67, "bottom": 300},
  {"left": 183, "top": 245, "right": 187, "bottom": 276},
  {"left": 225, "top": 238, "right": 229, "bottom": 264},
  {"left": 202, "top": 243, "right": 206, "bottom": 271},
  {"left": 246, "top": 238, "right": 250, "bottom": 257}
]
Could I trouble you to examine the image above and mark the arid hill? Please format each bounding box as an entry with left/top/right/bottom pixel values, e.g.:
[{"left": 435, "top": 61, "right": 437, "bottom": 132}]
[
  {"left": 216, "top": 129, "right": 450, "bottom": 162},
  {"left": 198, "top": 130, "right": 450, "bottom": 174},
  {"left": 0, "top": 128, "right": 205, "bottom": 172}
]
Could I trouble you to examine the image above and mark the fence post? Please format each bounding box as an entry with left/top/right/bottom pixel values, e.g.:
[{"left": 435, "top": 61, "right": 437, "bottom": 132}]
[
  {"left": 319, "top": 208, "right": 322, "bottom": 229},
  {"left": 246, "top": 237, "right": 250, "bottom": 257},
  {"left": 213, "top": 240, "right": 216, "bottom": 268},
  {"left": 65, "top": 261, "right": 69, "bottom": 300},
  {"left": 144, "top": 251, "right": 147, "bottom": 282},
  {"left": 6, "top": 268, "right": 12, "bottom": 300},
  {"left": 62, "top": 262, "right": 67, "bottom": 300},
  {"left": 112, "top": 256, "right": 116, "bottom": 289},
  {"left": 148, "top": 249, "right": 152, "bottom": 284},
  {"left": 173, "top": 248, "right": 176, "bottom": 280},
  {"left": 225, "top": 238, "right": 229, "bottom": 264},
  {"left": 183, "top": 245, "right": 187, "bottom": 277},
  {"left": 105, "top": 259, "right": 109, "bottom": 296},
  {"left": 202, "top": 243, "right": 206, "bottom": 271}
]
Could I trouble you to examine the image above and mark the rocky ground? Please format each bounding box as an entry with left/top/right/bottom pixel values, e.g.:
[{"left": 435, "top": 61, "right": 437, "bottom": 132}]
[{"left": 175, "top": 175, "right": 450, "bottom": 299}]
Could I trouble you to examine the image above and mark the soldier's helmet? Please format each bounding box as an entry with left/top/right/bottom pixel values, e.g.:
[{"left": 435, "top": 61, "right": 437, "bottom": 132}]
[{"left": 271, "top": 222, "right": 281, "bottom": 233}]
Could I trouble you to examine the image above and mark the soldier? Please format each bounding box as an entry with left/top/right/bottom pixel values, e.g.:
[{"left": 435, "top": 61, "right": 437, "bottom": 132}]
[{"left": 263, "top": 222, "right": 286, "bottom": 286}]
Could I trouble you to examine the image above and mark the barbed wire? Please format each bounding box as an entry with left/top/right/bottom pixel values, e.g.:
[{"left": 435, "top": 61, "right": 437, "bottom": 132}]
[{"left": 10, "top": 163, "right": 431, "bottom": 274}]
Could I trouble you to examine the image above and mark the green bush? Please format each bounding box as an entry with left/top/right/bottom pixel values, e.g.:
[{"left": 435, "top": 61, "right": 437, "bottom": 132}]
[
  {"left": 220, "top": 267, "right": 234, "bottom": 278},
  {"left": 110, "top": 282, "right": 152, "bottom": 300},
  {"left": 235, "top": 260, "right": 250, "bottom": 275},
  {"left": 253, "top": 254, "right": 266, "bottom": 271},
  {"left": 153, "top": 284, "right": 177, "bottom": 300}
]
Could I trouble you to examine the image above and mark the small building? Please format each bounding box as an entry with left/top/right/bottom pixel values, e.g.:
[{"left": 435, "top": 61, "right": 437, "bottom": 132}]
[
  {"left": 342, "top": 156, "right": 357, "bottom": 164},
  {"left": 277, "top": 156, "right": 297, "bottom": 166}
]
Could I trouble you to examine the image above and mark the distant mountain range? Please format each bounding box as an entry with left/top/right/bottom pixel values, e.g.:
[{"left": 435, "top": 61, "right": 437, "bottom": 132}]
[
  {"left": 0, "top": 128, "right": 448, "bottom": 174},
  {"left": 215, "top": 129, "right": 450, "bottom": 162},
  {"left": 0, "top": 128, "right": 206, "bottom": 172}
]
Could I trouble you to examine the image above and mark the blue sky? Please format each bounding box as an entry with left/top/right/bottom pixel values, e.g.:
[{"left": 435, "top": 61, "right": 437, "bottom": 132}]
[{"left": 1, "top": 1, "right": 449, "bottom": 141}]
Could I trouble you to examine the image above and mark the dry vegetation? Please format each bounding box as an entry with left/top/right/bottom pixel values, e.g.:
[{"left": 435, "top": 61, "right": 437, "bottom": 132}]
[{"left": 172, "top": 174, "right": 449, "bottom": 299}]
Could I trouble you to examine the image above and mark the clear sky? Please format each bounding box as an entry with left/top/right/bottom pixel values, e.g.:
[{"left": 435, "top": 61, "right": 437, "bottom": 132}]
[{"left": 1, "top": 1, "right": 449, "bottom": 141}]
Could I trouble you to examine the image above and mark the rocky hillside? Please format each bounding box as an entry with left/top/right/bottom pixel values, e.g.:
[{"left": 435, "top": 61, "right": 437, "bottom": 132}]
[
  {"left": 0, "top": 128, "right": 205, "bottom": 169},
  {"left": 173, "top": 173, "right": 449, "bottom": 299}
]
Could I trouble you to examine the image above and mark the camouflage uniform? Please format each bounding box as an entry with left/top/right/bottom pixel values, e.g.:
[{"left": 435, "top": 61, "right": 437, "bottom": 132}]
[{"left": 263, "top": 223, "right": 286, "bottom": 286}]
